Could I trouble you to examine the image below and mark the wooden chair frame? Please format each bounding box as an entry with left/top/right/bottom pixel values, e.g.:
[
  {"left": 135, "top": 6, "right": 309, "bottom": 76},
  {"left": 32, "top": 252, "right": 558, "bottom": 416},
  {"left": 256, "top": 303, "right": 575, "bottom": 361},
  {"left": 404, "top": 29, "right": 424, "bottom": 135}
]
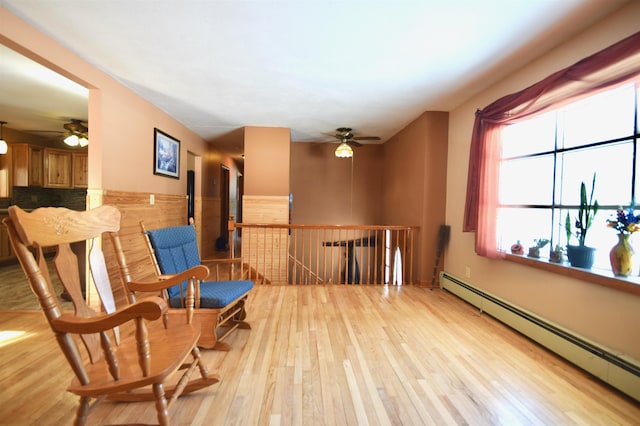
[
  {"left": 139, "top": 221, "right": 252, "bottom": 350},
  {"left": 4, "top": 205, "right": 219, "bottom": 425}
]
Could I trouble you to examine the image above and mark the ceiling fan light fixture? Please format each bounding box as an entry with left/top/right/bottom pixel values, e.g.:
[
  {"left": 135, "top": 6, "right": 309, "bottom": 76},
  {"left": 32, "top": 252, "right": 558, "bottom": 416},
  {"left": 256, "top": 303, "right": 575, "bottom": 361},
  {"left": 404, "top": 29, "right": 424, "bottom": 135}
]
[
  {"left": 63, "top": 119, "right": 89, "bottom": 147},
  {"left": 335, "top": 142, "right": 353, "bottom": 158},
  {"left": 0, "top": 121, "right": 7, "bottom": 155},
  {"left": 64, "top": 134, "right": 80, "bottom": 147}
]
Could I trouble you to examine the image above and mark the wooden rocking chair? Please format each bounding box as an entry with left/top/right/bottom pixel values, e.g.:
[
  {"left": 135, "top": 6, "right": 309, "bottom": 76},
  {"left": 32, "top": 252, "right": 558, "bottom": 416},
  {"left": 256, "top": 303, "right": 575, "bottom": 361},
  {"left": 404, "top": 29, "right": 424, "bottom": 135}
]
[
  {"left": 4, "top": 205, "right": 219, "bottom": 426},
  {"left": 139, "top": 221, "right": 253, "bottom": 350}
]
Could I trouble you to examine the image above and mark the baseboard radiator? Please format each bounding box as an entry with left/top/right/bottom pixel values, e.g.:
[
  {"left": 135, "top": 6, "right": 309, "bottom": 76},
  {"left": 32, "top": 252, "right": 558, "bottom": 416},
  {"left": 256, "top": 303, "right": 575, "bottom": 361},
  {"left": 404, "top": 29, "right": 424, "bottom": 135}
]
[{"left": 440, "top": 272, "right": 640, "bottom": 402}]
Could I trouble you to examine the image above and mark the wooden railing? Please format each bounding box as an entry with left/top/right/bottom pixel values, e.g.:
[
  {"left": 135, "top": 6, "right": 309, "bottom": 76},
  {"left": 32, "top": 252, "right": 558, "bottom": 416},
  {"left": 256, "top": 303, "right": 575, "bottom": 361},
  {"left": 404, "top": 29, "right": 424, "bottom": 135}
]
[{"left": 230, "top": 222, "right": 419, "bottom": 285}]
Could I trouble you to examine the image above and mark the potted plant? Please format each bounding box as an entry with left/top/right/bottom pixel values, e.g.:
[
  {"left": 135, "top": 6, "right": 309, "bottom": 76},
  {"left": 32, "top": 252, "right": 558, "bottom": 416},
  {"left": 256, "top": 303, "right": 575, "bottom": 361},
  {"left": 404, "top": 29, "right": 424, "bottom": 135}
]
[
  {"left": 549, "top": 244, "right": 565, "bottom": 263},
  {"left": 565, "top": 173, "right": 598, "bottom": 268},
  {"left": 527, "top": 238, "right": 549, "bottom": 258}
]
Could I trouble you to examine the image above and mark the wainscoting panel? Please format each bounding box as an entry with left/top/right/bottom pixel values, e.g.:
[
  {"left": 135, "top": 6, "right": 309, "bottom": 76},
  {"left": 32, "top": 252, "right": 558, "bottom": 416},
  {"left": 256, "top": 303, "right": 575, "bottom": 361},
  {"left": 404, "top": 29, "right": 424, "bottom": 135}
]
[
  {"left": 86, "top": 190, "right": 187, "bottom": 307},
  {"left": 242, "top": 195, "right": 289, "bottom": 283}
]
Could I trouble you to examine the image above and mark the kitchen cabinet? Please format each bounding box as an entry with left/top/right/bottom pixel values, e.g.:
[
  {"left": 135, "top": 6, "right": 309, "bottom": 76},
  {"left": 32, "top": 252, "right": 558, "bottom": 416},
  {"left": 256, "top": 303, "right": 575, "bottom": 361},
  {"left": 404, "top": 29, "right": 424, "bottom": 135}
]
[
  {"left": 0, "top": 215, "right": 12, "bottom": 261},
  {"left": 44, "top": 148, "right": 73, "bottom": 188},
  {"left": 12, "top": 143, "right": 43, "bottom": 187},
  {"left": 0, "top": 149, "right": 10, "bottom": 198},
  {"left": 73, "top": 152, "right": 88, "bottom": 188}
]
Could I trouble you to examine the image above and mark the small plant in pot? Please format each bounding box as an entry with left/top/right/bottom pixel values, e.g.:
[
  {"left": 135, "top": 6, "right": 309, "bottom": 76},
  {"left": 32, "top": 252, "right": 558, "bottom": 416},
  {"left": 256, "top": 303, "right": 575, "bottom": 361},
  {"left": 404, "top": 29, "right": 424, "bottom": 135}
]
[
  {"left": 528, "top": 238, "right": 549, "bottom": 258},
  {"left": 565, "top": 173, "right": 599, "bottom": 268},
  {"left": 549, "top": 244, "right": 565, "bottom": 263}
]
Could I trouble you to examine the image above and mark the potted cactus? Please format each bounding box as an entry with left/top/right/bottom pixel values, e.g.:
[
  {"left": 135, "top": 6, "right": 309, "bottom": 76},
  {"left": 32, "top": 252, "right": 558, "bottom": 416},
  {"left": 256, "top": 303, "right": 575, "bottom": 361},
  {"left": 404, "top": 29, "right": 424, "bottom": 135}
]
[{"left": 565, "top": 173, "right": 598, "bottom": 268}]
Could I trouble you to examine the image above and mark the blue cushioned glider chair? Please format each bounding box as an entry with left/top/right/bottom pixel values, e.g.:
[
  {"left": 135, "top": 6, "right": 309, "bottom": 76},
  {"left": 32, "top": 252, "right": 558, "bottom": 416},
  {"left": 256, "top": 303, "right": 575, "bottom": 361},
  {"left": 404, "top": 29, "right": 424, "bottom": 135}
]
[{"left": 140, "top": 220, "right": 253, "bottom": 350}]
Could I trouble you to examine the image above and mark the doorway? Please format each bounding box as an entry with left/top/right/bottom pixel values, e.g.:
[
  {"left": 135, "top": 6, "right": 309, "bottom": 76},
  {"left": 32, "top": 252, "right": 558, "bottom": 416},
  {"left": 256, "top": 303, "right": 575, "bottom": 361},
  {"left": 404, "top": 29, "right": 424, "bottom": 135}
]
[
  {"left": 220, "top": 165, "right": 230, "bottom": 246},
  {"left": 187, "top": 170, "right": 195, "bottom": 222}
]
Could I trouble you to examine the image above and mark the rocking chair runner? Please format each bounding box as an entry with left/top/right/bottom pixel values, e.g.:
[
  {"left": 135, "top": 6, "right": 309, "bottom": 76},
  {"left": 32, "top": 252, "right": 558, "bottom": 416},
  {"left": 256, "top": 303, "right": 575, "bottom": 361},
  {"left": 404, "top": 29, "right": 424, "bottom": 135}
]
[
  {"left": 140, "top": 221, "right": 253, "bottom": 350},
  {"left": 4, "top": 205, "right": 219, "bottom": 426}
]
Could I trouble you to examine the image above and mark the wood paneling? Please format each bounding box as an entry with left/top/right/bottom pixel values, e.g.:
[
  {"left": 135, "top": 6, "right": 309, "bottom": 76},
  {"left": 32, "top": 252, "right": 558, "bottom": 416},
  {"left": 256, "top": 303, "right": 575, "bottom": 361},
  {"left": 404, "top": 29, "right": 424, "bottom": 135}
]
[
  {"left": 242, "top": 195, "right": 289, "bottom": 283},
  {"left": 94, "top": 190, "right": 187, "bottom": 307}
]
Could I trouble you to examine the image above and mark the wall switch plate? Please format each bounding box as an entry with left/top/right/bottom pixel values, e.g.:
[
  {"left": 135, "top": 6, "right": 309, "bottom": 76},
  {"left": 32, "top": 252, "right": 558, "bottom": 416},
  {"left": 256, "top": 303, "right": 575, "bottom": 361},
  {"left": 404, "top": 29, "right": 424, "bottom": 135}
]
[{"left": 150, "top": 194, "right": 155, "bottom": 205}]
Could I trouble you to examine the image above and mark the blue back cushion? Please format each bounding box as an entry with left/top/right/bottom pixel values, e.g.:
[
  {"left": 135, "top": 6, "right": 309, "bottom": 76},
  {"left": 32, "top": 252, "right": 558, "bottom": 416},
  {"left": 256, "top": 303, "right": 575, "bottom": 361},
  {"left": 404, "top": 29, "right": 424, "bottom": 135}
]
[{"left": 146, "top": 225, "right": 201, "bottom": 300}]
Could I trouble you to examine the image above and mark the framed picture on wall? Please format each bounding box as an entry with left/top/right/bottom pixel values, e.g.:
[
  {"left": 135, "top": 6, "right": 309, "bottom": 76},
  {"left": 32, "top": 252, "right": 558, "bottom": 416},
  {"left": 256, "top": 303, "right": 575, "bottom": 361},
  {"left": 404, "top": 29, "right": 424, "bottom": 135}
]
[{"left": 154, "top": 128, "right": 180, "bottom": 179}]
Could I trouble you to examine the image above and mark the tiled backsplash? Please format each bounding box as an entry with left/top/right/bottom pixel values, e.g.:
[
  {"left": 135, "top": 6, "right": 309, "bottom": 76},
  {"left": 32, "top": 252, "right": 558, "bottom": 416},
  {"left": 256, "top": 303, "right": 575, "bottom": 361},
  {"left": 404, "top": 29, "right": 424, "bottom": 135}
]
[{"left": 1, "top": 186, "right": 87, "bottom": 211}]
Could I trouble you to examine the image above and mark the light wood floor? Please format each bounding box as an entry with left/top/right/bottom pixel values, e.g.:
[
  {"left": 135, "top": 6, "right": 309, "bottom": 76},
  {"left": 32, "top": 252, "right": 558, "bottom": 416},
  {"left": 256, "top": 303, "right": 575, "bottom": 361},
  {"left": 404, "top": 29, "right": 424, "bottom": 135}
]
[
  {"left": 1, "top": 283, "right": 639, "bottom": 425},
  {"left": 0, "top": 261, "right": 72, "bottom": 311}
]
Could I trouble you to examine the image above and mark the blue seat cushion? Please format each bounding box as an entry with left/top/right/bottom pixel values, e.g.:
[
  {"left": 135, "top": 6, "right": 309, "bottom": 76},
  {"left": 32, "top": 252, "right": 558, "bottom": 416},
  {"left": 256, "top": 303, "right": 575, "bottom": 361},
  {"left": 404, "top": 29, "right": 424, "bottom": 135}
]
[{"left": 169, "top": 279, "right": 254, "bottom": 309}]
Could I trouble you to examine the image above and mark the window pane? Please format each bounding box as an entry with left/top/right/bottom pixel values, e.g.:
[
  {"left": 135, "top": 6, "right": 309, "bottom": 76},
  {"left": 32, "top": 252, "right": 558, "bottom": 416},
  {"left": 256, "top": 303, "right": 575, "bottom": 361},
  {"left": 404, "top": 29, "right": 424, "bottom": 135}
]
[
  {"left": 496, "top": 80, "right": 638, "bottom": 270},
  {"left": 502, "top": 111, "right": 556, "bottom": 157},
  {"left": 562, "top": 84, "right": 635, "bottom": 148},
  {"left": 558, "top": 143, "right": 633, "bottom": 206},
  {"left": 497, "top": 207, "right": 553, "bottom": 253},
  {"left": 500, "top": 155, "right": 554, "bottom": 205}
]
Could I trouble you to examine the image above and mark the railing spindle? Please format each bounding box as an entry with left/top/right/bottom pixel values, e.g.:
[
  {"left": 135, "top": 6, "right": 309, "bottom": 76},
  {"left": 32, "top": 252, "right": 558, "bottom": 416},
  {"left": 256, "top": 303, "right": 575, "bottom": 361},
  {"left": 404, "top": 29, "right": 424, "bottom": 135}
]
[{"left": 232, "top": 222, "right": 419, "bottom": 286}]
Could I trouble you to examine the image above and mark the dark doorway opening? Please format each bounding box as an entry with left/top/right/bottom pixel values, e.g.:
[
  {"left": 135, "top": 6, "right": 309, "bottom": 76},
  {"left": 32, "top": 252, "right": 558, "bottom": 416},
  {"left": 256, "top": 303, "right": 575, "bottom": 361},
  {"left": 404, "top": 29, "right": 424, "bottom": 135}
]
[
  {"left": 220, "top": 166, "right": 230, "bottom": 247},
  {"left": 187, "top": 170, "right": 195, "bottom": 223}
]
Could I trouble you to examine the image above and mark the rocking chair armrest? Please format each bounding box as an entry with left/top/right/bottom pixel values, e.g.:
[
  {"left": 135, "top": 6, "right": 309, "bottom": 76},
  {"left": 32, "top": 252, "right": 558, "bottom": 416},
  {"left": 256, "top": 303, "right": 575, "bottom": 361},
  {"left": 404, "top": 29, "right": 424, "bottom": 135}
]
[
  {"left": 51, "top": 297, "right": 168, "bottom": 334},
  {"left": 127, "top": 265, "right": 210, "bottom": 292}
]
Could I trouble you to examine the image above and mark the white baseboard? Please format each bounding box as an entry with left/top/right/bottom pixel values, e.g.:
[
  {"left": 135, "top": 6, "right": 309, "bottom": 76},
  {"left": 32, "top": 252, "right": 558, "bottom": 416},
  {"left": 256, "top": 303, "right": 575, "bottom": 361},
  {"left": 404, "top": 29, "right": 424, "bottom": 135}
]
[{"left": 440, "top": 271, "right": 640, "bottom": 402}]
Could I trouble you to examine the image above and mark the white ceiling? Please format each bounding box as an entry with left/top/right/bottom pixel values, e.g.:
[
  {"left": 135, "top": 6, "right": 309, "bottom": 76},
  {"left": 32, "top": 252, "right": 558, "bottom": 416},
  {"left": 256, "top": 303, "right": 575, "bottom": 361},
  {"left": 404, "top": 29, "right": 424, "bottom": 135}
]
[{"left": 0, "top": 0, "right": 629, "bottom": 150}]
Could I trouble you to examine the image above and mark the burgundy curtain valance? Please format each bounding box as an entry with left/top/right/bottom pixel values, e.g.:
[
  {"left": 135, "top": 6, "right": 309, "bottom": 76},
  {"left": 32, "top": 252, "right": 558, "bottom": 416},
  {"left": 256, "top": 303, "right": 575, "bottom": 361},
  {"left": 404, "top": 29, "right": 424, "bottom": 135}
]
[{"left": 463, "top": 31, "right": 640, "bottom": 257}]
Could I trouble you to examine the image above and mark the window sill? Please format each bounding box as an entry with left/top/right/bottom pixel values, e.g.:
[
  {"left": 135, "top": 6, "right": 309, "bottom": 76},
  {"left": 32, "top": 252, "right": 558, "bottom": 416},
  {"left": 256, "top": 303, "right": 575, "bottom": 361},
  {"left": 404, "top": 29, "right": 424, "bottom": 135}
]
[{"left": 504, "top": 253, "right": 640, "bottom": 296}]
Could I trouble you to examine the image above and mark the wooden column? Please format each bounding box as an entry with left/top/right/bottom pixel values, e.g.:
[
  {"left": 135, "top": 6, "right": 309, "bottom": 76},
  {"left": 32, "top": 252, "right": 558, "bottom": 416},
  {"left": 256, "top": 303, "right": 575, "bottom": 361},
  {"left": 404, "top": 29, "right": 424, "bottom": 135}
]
[{"left": 242, "top": 127, "right": 290, "bottom": 283}]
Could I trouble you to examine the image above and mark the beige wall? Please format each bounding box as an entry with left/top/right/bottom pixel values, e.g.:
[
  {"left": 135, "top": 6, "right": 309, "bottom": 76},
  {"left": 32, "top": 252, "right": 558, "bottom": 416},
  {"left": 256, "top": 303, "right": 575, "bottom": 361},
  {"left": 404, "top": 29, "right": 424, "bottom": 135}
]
[
  {"left": 290, "top": 111, "right": 448, "bottom": 285},
  {"left": 382, "top": 111, "right": 449, "bottom": 284},
  {"left": 0, "top": 7, "right": 213, "bottom": 200},
  {"left": 290, "top": 142, "right": 383, "bottom": 225},
  {"left": 445, "top": 2, "right": 640, "bottom": 360},
  {"left": 244, "top": 126, "right": 290, "bottom": 196}
]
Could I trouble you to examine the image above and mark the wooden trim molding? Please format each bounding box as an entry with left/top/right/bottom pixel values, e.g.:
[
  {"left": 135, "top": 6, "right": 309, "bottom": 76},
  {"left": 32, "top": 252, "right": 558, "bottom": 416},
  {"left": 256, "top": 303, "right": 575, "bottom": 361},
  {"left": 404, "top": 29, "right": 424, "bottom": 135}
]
[{"left": 505, "top": 253, "right": 640, "bottom": 296}]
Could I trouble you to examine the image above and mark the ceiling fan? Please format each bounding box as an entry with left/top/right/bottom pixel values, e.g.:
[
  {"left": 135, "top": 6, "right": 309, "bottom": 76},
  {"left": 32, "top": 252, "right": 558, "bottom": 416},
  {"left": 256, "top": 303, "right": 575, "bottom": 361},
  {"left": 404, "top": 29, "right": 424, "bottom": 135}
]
[
  {"left": 327, "top": 127, "right": 380, "bottom": 158},
  {"left": 25, "top": 119, "right": 89, "bottom": 147},
  {"left": 61, "top": 119, "right": 89, "bottom": 147}
]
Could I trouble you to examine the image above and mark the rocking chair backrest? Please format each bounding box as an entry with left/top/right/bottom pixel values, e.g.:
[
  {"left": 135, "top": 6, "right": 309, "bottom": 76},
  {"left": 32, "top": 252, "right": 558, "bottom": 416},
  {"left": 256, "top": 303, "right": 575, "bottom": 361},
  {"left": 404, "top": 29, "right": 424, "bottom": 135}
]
[
  {"left": 4, "top": 205, "right": 122, "bottom": 376},
  {"left": 142, "top": 224, "right": 202, "bottom": 302}
]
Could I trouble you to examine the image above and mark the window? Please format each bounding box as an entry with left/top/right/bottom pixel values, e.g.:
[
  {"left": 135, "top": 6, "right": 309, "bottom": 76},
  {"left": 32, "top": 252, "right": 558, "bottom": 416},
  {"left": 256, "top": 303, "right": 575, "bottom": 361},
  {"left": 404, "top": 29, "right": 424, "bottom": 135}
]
[{"left": 497, "top": 82, "right": 640, "bottom": 270}]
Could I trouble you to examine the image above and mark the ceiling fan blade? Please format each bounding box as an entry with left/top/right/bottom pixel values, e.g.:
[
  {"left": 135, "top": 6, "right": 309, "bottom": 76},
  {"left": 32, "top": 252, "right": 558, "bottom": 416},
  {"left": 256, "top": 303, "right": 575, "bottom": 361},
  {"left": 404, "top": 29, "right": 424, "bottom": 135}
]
[
  {"left": 353, "top": 136, "right": 381, "bottom": 141},
  {"left": 349, "top": 140, "right": 363, "bottom": 148},
  {"left": 321, "top": 131, "right": 343, "bottom": 140}
]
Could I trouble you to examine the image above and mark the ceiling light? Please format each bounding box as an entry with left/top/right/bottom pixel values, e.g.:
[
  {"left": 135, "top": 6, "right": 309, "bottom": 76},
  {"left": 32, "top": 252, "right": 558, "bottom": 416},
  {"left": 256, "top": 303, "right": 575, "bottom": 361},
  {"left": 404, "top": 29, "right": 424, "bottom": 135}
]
[
  {"left": 335, "top": 142, "right": 353, "bottom": 158},
  {"left": 0, "top": 121, "right": 7, "bottom": 155},
  {"left": 63, "top": 119, "right": 89, "bottom": 147},
  {"left": 64, "top": 134, "right": 79, "bottom": 147}
]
